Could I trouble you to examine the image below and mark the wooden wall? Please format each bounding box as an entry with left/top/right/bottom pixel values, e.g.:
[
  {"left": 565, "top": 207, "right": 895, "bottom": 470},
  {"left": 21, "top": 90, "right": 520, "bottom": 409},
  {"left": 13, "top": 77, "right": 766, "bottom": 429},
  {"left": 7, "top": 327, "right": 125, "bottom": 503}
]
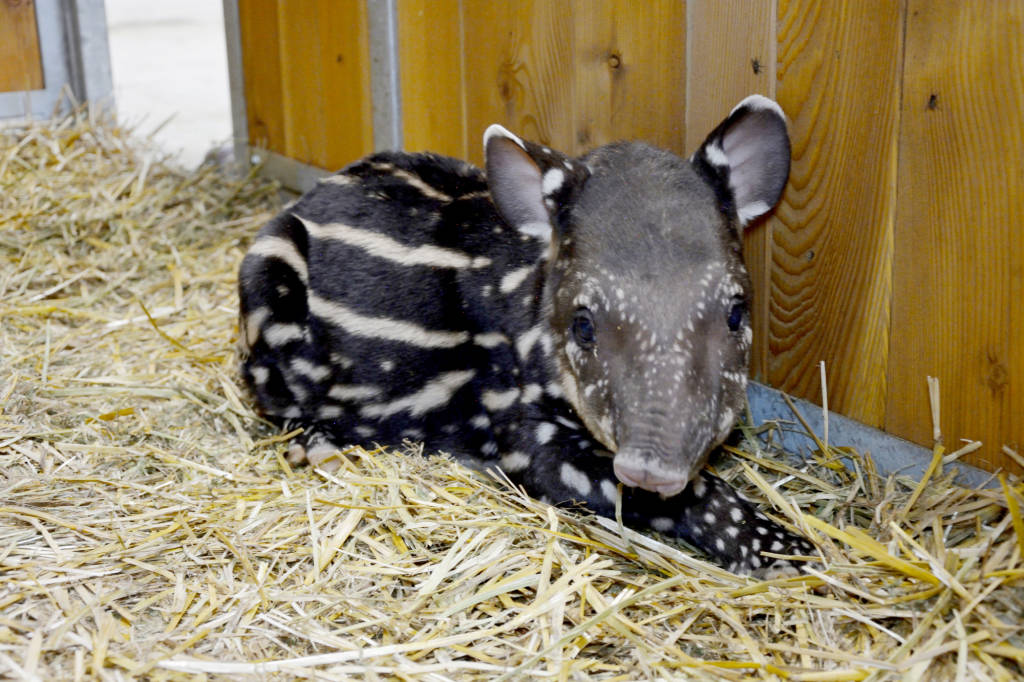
[
  {"left": 0, "top": 0, "right": 45, "bottom": 93},
  {"left": 237, "top": 0, "right": 1024, "bottom": 475}
]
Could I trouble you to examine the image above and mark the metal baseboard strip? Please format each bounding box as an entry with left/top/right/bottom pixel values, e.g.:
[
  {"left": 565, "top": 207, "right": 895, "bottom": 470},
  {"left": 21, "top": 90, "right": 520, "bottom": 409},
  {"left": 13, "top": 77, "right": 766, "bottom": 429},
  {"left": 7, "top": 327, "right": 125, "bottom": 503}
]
[
  {"left": 746, "top": 381, "right": 993, "bottom": 488},
  {"left": 249, "top": 147, "right": 331, "bottom": 195}
]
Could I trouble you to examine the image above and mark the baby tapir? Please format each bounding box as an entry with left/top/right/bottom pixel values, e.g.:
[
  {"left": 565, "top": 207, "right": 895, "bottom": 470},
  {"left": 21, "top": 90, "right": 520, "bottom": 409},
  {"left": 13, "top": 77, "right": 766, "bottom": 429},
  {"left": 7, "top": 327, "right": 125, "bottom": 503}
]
[{"left": 238, "top": 95, "right": 815, "bottom": 576}]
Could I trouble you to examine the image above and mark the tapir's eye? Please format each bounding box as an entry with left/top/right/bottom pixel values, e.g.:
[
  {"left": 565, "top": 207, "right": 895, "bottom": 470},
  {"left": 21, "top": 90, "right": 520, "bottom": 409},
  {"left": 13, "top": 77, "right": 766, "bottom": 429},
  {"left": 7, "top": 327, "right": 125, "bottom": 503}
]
[
  {"left": 572, "top": 308, "right": 597, "bottom": 348},
  {"left": 727, "top": 297, "right": 747, "bottom": 332}
]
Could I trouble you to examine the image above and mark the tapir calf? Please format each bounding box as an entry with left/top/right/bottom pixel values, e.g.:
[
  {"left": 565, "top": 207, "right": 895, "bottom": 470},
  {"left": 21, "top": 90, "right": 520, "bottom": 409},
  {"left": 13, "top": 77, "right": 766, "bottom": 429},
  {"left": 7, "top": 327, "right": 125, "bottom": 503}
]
[{"left": 238, "top": 95, "right": 815, "bottom": 576}]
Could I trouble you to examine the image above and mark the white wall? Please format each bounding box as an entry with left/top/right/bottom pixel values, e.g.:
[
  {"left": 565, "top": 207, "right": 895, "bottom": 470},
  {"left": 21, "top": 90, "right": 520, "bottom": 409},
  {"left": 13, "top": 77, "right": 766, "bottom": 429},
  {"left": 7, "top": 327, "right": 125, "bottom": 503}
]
[{"left": 105, "top": 0, "right": 232, "bottom": 168}]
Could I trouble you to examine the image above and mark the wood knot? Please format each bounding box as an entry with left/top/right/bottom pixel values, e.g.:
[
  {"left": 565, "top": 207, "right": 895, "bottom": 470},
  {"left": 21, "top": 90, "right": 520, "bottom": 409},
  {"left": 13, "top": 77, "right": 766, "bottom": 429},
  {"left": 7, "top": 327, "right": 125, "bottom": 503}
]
[
  {"left": 985, "top": 352, "right": 1008, "bottom": 395},
  {"left": 607, "top": 52, "right": 622, "bottom": 70}
]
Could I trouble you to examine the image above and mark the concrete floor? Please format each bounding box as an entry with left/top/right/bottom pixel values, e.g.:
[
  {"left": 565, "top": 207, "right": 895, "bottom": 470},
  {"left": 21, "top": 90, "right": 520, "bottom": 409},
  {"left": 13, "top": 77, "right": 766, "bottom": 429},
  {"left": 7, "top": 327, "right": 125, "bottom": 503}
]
[{"left": 105, "top": 0, "right": 232, "bottom": 169}]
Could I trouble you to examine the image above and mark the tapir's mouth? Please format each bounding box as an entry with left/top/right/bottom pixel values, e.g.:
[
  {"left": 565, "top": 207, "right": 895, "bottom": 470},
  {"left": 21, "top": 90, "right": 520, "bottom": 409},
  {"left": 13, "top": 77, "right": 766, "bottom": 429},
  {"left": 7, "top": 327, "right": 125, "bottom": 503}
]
[{"left": 612, "top": 452, "right": 691, "bottom": 498}]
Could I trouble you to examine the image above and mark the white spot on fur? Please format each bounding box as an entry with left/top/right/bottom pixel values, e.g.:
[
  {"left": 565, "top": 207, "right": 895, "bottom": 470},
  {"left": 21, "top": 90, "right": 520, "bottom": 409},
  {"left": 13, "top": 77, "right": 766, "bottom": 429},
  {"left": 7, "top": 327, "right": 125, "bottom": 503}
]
[
  {"left": 501, "top": 451, "right": 531, "bottom": 472},
  {"left": 482, "top": 387, "right": 520, "bottom": 411},
  {"left": 317, "top": 405, "right": 343, "bottom": 418},
  {"left": 541, "top": 168, "right": 564, "bottom": 195},
  {"left": 703, "top": 142, "right": 729, "bottom": 168},
  {"left": 560, "top": 462, "right": 591, "bottom": 496},
  {"left": 250, "top": 366, "right": 270, "bottom": 385},
  {"left": 520, "top": 384, "right": 543, "bottom": 403},
  {"left": 474, "top": 332, "right": 510, "bottom": 348},
  {"left": 651, "top": 517, "right": 674, "bottom": 532},
  {"left": 601, "top": 479, "right": 619, "bottom": 503},
  {"left": 535, "top": 422, "right": 556, "bottom": 445}
]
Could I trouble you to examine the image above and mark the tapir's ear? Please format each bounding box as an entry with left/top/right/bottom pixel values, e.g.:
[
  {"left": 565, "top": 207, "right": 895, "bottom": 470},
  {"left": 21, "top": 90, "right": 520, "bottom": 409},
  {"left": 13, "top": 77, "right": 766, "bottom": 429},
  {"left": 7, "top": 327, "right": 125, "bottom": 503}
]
[
  {"left": 484, "top": 125, "right": 588, "bottom": 240},
  {"left": 691, "top": 95, "right": 791, "bottom": 227}
]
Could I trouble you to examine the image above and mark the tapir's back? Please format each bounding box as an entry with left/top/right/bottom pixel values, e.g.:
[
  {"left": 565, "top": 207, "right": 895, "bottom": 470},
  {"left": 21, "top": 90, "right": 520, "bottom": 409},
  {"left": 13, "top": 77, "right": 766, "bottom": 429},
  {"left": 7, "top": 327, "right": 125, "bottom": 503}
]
[{"left": 237, "top": 150, "right": 547, "bottom": 460}]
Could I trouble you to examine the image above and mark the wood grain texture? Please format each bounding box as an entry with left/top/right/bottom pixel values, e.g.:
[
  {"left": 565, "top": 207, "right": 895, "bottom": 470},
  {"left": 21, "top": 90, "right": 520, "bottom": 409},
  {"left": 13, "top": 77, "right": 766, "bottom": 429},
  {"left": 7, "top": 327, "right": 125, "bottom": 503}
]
[
  {"left": 0, "top": 0, "right": 44, "bottom": 93},
  {"left": 461, "top": 0, "right": 577, "bottom": 164},
  {"left": 888, "top": 0, "right": 1024, "bottom": 473},
  {"left": 275, "top": 0, "right": 373, "bottom": 169},
  {"left": 458, "top": 1, "right": 686, "bottom": 165},
  {"left": 397, "top": 0, "right": 466, "bottom": 157},
  {"left": 685, "top": 0, "right": 776, "bottom": 381},
  {"left": 572, "top": 1, "right": 686, "bottom": 154},
  {"left": 239, "top": 0, "right": 286, "bottom": 153},
  {"left": 770, "top": 0, "right": 903, "bottom": 429}
]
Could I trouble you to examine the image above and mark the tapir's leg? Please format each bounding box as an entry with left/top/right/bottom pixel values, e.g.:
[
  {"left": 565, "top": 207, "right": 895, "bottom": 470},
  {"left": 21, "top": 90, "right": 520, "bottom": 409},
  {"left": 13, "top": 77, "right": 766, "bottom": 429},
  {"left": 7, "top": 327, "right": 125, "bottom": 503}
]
[{"left": 508, "top": 421, "right": 815, "bottom": 576}]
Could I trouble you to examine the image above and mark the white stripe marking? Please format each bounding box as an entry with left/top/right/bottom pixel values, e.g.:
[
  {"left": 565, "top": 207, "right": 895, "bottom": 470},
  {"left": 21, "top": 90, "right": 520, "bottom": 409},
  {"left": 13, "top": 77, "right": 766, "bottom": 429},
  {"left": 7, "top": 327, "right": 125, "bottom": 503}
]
[
  {"left": 370, "top": 163, "right": 452, "bottom": 202},
  {"left": 290, "top": 357, "right": 331, "bottom": 382},
  {"left": 499, "top": 265, "right": 533, "bottom": 294},
  {"left": 516, "top": 325, "right": 543, "bottom": 359},
  {"left": 263, "top": 323, "right": 305, "bottom": 346},
  {"left": 360, "top": 370, "right": 476, "bottom": 419},
  {"left": 309, "top": 294, "right": 468, "bottom": 348},
  {"left": 299, "top": 217, "right": 490, "bottom": 269},
  {"left": 242, "top": 306, "right": 270, "bottom": 349},
  {"left": 247, "top": 236, "right": 309, "bottom": 284},
  {"left": 328, "top": 384, "right": 382, "bottom": 401}
]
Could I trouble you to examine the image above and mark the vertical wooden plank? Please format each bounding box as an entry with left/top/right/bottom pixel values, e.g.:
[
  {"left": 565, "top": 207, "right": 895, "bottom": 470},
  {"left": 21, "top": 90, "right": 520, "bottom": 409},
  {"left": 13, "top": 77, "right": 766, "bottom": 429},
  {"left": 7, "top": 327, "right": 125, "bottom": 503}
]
[
  {"left": 238, "top": 0, "right": 286, "bottom": 154},
  {"left": 461, "top": 1, "right": 578, "bottom": 165},
  {"left": 574, "top": 1, "right": 686, "bottom": 155},
  {"left": 888, "top": 0, "right": 1024, "bottom": 473},
  {"left": 685, "top": 0, "right": 775, "bottom": 381},
  {"left": 767, "top": 0, "right": 903, "bottom": 429},
  {"left": 397, "top": 0, "right": 466, "bottom": 157},
  {"left": 276, "top": 0, "right": 373, "bottom": 170},
  {"left": 0, "top": 0, "right": 45, "bottom": 92}
]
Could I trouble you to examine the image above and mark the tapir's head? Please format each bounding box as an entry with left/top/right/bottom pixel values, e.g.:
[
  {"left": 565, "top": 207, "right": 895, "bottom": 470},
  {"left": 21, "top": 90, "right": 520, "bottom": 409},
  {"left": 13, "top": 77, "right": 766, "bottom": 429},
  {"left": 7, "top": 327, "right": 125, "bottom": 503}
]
[{"left": 485, "top": 96, "right": 790, "bottom": 497}]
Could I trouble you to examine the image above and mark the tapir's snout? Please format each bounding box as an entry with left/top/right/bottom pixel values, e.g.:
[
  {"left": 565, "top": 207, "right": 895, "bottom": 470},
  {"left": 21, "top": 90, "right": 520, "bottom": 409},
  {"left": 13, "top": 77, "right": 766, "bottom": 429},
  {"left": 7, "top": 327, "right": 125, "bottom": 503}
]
[{"left": 612, "top": 448, "right": 706, "bottom": 498}]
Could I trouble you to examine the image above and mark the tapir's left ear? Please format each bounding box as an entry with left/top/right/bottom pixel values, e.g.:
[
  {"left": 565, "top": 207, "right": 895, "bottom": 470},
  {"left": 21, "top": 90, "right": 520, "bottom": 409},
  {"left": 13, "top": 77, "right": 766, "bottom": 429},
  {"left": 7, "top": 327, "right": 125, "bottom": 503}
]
[
  {"left": 484, "top": 125, "right": 589, "bottom": 241},
  {"left": 691, "top": 94, "right": 791, "bottom": 227}
]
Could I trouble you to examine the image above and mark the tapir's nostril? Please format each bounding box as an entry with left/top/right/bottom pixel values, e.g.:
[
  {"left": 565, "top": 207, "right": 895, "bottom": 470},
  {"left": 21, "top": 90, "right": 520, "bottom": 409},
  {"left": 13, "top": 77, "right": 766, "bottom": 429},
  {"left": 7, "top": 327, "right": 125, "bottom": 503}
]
[{"left": 613, "top": 454, "right": 689, "bottom": 498}]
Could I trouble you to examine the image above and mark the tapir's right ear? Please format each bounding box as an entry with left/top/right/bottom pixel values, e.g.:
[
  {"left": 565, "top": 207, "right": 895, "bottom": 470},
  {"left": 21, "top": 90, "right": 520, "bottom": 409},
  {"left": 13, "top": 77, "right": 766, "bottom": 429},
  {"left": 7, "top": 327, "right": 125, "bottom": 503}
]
[
  {"left": 691, "top": 95, "right": 791, "bottom": 227},
  {"left": 484, "top": 125, "right": 589, "bottom": 241}
]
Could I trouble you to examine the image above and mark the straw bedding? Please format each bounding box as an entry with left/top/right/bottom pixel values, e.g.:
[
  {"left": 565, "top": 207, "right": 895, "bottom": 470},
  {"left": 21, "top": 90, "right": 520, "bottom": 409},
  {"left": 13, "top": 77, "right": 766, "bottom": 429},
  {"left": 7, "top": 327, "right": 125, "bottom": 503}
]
[{"left": 1, "top": 112, "right": 1022, "bottom": 680}]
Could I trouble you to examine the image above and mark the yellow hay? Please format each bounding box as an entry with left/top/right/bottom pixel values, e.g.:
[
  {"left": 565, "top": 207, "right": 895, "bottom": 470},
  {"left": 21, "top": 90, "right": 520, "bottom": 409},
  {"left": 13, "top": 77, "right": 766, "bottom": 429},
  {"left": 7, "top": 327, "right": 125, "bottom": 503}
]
[{"left": 1, "top": 112, "right": 1022, "bottom": 680}]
